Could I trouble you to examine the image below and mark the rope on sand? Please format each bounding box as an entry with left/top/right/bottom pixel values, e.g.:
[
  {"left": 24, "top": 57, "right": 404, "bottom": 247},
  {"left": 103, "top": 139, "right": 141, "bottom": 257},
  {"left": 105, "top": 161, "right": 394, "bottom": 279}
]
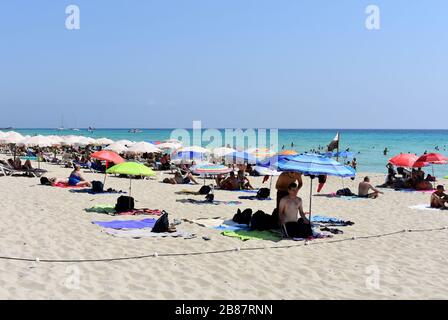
[{"left": 0, "top": 226, "right": 447, "bottom": 264}]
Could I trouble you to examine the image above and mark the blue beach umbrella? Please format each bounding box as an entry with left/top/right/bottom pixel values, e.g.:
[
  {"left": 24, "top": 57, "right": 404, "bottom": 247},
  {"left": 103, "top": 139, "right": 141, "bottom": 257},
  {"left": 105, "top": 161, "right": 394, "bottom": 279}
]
[
  {"left": 173, "top": 151, "right": 205, "bottom": 161},
  {"left": 225, "top": 151, "right": 257, "bottom": 164},
  {"left": 268, "top": 153, "right": 356, "bottom": 219}
]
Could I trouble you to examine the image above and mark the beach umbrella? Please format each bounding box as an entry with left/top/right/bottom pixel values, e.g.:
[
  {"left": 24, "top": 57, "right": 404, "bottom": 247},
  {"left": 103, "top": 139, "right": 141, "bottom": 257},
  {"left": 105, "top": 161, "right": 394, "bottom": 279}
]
[
  {"left": 254, "top": 165, "right": 281, "bottom": 189},
  {"left": 91, "top": 150, "right": 126, "bottom": 185},
  {"left": 0, "top": 132, "right": 25, "bottom": 160},
  {"left": 415, "top": 153, "right": 448, "bottom": 186},
  {"left": 157, "top": 142, "right": 182, "bottom": 150},
  {"left": 279, "top": 150, "right": 298, "bottom": 156},
  {"left": 105, "top": 143, "right": 129, "bottom": 154},
  {"left": 126, "top": 141, "right": 161, "bottom": 154},
  {"left": 95, "top": 138, "right": 114, "bottom": 146},
  {"left": 177, "top": 146, "right": 211, "bottom": 154},
  {"left": 173, "top": 151, "right": 205, "bottom": 161},
  {"left": 115, "top": 140, "right": 135, "bottom": 147},
  {"left": 272, "top": 153, "right": 356, "bottom": 220},
  {"left": 388, "top": 154, "right": 425, "bottom": 168},
  {"left": 62, "top": 136, "right": 81, "bottom": 146},
  {"left": 106, "top": 162, "right": 155, "bottom": 196},
  {"left": 91, "top": 150, "right": 125, "bottom": 165},
  {"left": 75, "top": 136, "right": 95, "bottom": 146},
  {"left": 247, "top": 147, "right": 276, "bottom": 159},
  {"left": 20, "top": 135, "right": 53, "bottom": 169},
  {"left": 191, "top": 163, "right": 233, "bottom": 185},
  {"left": 213, "top": 147, "right": 236, "bottom": 157},
  {"left": 225, "top": 151, "right": 257, "bottom": 164}
]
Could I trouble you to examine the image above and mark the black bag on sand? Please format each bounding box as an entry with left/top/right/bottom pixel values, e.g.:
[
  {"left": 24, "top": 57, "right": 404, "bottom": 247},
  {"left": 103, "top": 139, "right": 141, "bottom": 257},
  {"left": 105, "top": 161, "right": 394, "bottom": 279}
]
[
  {"left": 256, "top": 188, "right": 270, "bottom": 199},
  {"left": 91, "top": 180, "right": 104, "bottom": 193},
  {"left": 40, "top": 177, "right": 52, "bottom": 186},
  {"left": 233, "top": 208, "right": 252, "bottom": 225},
  {"left": 205, "top": 193, "right": 214, "bottom": 202},
  {"left": 250, "top": 210, "right": 276, "bottom": 231},
  {"left": 199, "top": 185, "right": 211, "bottom": 195},
  {"left": 152, "top": 211, "right": 169, "bottom": 233},
  {"left": 115, "top": 196, "right": 135, "bottom": 212}
]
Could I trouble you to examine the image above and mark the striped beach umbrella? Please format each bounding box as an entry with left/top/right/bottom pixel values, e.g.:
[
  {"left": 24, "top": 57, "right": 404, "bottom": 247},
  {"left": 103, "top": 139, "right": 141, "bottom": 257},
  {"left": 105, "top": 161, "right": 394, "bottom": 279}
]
[{"left": 191, "top": 163, "right": 233, "bottom": 185}]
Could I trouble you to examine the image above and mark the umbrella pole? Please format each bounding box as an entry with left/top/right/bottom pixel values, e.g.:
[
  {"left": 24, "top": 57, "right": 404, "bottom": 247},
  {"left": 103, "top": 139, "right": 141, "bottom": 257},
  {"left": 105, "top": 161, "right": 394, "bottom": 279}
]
[
  {"left": 129, "top": 178, "right": 132, "bottom": 197},
  {"left": 432, "top": 164, "right": 435, "bottom": 189},
  {"left": 269, "top": 176, "right": 273, "bottom": 190},
  {"left": 309, "top": 178, "right": 313, "bottom": 221},
  {"left": 103, "top": 173, "right": 107, "bottom": 186}
]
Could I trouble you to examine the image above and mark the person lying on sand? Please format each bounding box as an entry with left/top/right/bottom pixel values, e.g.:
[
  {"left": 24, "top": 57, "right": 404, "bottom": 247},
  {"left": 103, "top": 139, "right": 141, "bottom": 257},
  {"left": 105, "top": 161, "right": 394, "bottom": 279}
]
[
  {"left": 279, "top": 182, "right": 312, "bottom": 238},
  {"left": 358, "top": 176, "right": 383, "bottom": 199},
  {"left": 163, "top": 170, "right": 199, "bottom": 185},
  {"left": 68, "top": 164, "right": 92, "bottom": 187},
  {"left": 430, "top": 185, "right": 448, "bottom": 209}
]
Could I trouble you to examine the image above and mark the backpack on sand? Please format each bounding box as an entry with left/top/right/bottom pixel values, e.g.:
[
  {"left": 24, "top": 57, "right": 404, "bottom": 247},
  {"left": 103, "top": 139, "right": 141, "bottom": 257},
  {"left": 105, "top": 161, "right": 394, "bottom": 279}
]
[{"left": 115, "top": 196, "right": 135, "bottom": 212}]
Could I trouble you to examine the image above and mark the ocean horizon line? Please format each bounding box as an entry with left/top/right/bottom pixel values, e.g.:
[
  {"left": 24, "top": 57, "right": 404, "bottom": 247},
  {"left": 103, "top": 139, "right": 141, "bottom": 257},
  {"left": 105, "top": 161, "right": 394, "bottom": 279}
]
[{"left": 5, "top": 128, "right": 448, "bottom": 131}]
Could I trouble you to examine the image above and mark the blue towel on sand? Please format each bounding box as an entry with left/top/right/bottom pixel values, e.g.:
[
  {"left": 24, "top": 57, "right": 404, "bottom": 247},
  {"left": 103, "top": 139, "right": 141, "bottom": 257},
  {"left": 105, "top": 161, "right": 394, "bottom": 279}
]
[
  {"left": 238, "top": 196, "right": 272, "bottom": 200},
  {"left": 92, "top": 218, "right": 156, "bottom": 229},
  {"left": 311, "top": 215, "right": 343, "bottom": 223}
]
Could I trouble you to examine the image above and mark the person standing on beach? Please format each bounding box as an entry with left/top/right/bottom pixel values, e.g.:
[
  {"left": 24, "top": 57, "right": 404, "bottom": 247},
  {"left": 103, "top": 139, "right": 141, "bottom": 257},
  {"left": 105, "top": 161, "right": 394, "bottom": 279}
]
[
  {"left": 351, "top": 158, "right": 357, "bottom": 170},
  {"left": 275, "top": 171, "right": 302, "bottom": 210}
]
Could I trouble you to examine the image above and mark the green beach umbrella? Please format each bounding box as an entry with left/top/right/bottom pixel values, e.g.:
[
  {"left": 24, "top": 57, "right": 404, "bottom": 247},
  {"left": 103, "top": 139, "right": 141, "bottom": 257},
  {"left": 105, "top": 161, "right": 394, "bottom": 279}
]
[{"left": 106, "top": 162, "right": 155, "bottom": 196}]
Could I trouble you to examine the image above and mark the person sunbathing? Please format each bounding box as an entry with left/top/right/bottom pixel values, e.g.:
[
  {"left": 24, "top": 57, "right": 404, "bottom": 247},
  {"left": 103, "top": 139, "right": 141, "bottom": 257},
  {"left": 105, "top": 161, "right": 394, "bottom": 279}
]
[
  {"left": 358, "top": 176, "right": 383, "bottom": 198},
  {"left": 237, "top": 170, "right": 254, "bottom": 190},
  {"left": 163, "top": 170, "right": 199, "bottom": 185},
  {"left": 278, "top": 182, "right": 312, "bottom": 238},
  {"left": 68, "top": 164, "right": 92, "bottom": 187},
  {"left": 430, "top": 185, "right": 448, "bottom": 209},
  {"left": 8, "top": 158, "right": 34, "bottom": 170},
  {"left": 216, "top": 171, "right": 239, "bottom": 190}
]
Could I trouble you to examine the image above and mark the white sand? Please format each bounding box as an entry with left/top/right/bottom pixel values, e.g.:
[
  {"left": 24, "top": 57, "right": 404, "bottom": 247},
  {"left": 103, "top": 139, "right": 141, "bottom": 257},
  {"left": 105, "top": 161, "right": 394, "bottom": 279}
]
[{"left": 1, "top": 159, "right": 448, "bottom": 299}]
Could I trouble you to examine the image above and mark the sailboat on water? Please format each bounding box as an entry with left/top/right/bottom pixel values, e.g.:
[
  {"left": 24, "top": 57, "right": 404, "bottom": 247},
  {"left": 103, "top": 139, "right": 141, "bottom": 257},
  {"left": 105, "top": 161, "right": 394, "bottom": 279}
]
[{"left": 57, "top": 115, "right": 65, "bottom": 131}]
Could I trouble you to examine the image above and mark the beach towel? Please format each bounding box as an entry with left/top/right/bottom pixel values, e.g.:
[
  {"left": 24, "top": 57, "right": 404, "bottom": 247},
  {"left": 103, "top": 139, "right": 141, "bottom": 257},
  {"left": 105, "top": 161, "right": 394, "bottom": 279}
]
[
  {"left": 409, "top": 204, "right": 445, "bottom": 211},
  {"left": 85, "top": 204, "right": 162, "bottom": 216},
  {"left": 238, "top": 195, "right": 272, "bottom": 201},
  {"left": 176, "top": 199, "right": 242, "bottom": 205},
  {"left": 103, "top": 228, "right": 195, "bottom": 239},
  {"left": 221, "top": 230, "right": 282, "bottom": 241},
  {"left": 187, "top": 217, "right": 250, "bottom": 232},
  {"left": 311, "top": 215, "right": 354, "bottom": 226},
  {"left": 70, "top": 189, "right": 127, "bottom": 195},
  {"left": 52, "top": 182, "right": 84, "bottom": 189},
  {"left": 92, "top": 218, "right": 157, "bottom": 229},
  {"left": 392, "top": 189, "right": 435, "bottom": 193},
  {"left": 292, "top": 232, "right": 333, "bottom": 241}
]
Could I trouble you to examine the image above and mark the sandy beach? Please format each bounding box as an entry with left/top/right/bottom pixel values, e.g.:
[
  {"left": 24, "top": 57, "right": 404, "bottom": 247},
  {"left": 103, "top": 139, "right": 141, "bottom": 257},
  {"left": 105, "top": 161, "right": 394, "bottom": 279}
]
[{"left": 1, "top": 158, "right": 447, "bottom": 300}]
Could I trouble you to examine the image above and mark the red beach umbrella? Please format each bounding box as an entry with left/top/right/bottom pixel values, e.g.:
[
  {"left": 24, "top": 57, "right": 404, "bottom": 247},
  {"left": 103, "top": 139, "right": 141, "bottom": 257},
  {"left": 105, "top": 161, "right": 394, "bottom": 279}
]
[
  {"left": 91, "top": 150, "right": 126, "bottom": 185},
  {"left": 388, "top": 154, "right": 424, "bottom": 168},
  {"left": 91, "top": 150, "right": 125, "bottom": 165},
  {"left": 415, "top": 153, "right": 448, "bottom": 187}
]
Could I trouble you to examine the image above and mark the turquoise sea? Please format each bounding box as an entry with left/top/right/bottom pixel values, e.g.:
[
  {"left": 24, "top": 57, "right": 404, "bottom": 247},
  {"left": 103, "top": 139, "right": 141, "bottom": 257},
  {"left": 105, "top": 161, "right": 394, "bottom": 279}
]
[{"left": 8, "top": 129, "right": 448, "bottom": 176}]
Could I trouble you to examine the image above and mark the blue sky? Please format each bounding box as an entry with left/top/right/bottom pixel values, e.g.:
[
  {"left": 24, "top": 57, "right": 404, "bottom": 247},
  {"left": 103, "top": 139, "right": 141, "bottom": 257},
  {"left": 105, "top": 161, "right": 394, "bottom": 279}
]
[{"left": 0, "top": 0, "right": 447, "bottom": 129}]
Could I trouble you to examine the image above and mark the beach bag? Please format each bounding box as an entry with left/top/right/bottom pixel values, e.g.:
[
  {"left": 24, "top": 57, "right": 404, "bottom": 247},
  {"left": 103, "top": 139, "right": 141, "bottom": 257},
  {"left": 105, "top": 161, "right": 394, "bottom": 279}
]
[
  {"left": 91, "top": 180, "right": 104, "bottom": 193},
  {"left": 250, "top": 210, "right": 275, "bottom": 231},
  {"left": 152, "top": 211, "right": 169, "bottom": 233},
  {"left": 256, "top": 188, "right": 270, "bottom": 199},
  {"left": 199, "top": 185, "right": 211, "bottom": 195},
  {"left": 40, "top": 177, "right": 52, "bottom": 186},
  {"left": 336, "top": 188, "right": 355, "bottom": 196},
  {"left": 205, "top": 193, "right": 214, "bottom": 202},
  {"left": 115, "top": 196, "right": 135, "bottom": 212},
  {"left": 233, "top": 208, "right": 252, "bottom": 225}
]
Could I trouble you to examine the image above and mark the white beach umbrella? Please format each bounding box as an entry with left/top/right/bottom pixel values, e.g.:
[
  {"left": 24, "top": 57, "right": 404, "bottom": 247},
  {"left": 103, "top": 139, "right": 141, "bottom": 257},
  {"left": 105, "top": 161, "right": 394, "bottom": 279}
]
[
  {"left": 95, "top": 138, "right": 114, "bottom": 146},
  {"left": 21, "top": 135, "right": 53, "bottom": 147},
  {"left": 75, "top": 136, "right": 95, "bottom": 146},
  {"left": 105, "top": 143, "right": 129, "bottom": 153},
  {"left": 177, "top": 146, "right": 211, "bottom": 154},
  {"left": 157, "top": 142, "right": 183, "bottom": 150},
  {"left": 62, "top": 136, "right": 81, "bottom": 146},
  {"left": 115, "top": 140, "right": 135, "bottom": 147},
  {"left": 0, "top": 131, "right": 24, "bottom": 144},
  {"left": 213, "top": 147, "right": 236, "bottom": 157},
  {"left": 48, "top": 135, "right": 64, "bottom": 146},
  {"left": 165, "top": 138, "right": 183, "bottom": 144},
  {"left": 126, "top": 141, "right": 161, "bottom": 154}
]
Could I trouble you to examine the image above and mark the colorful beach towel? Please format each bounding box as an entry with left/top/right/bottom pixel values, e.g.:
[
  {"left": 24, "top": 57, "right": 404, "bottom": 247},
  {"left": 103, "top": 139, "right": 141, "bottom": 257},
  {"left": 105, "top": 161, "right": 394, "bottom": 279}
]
[
  {"left": 85, "top": 204, "right": 162, "bottom": 216},
  {"left": 221, "top": 230, "right": 282, "bottom": 241},
  {"left": 103, "top": 228, "right": 195, "bottom": 239},
  {"left": 92, "top": 218, "right": 157, "bottom": 229},
  {"left": 409, "top": 204, "right": 445, "bottom": 211},
  {"left": 52, "top": 182, "right": 84, "bottom": 189},
  {"left": 187, "top": 217, "right": 250, "bottom": 232},
  {"left": 311, "top": 215, "right": 354, "bottom": 226},
  {"left": 398, "top": 189, "right": 435, "bottom": 193}
]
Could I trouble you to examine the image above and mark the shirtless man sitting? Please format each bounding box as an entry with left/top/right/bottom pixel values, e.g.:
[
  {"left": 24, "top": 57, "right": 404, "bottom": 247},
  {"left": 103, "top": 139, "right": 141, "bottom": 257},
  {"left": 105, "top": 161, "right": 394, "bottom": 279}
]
[
  {"left": 278, "top": 182, "right": 312, "bottom": 238},
  {"left": 358, "top": 176, "right": 383, "bottom": 199},
  {"left": 216, "top": 171, "right": 239, "bottom": 190},
  {"left": 275, "top": 171, "right": 303, "bottom": 210},
  {"left": 430, "top": 185, "right": 448, "bottom": 209}
]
